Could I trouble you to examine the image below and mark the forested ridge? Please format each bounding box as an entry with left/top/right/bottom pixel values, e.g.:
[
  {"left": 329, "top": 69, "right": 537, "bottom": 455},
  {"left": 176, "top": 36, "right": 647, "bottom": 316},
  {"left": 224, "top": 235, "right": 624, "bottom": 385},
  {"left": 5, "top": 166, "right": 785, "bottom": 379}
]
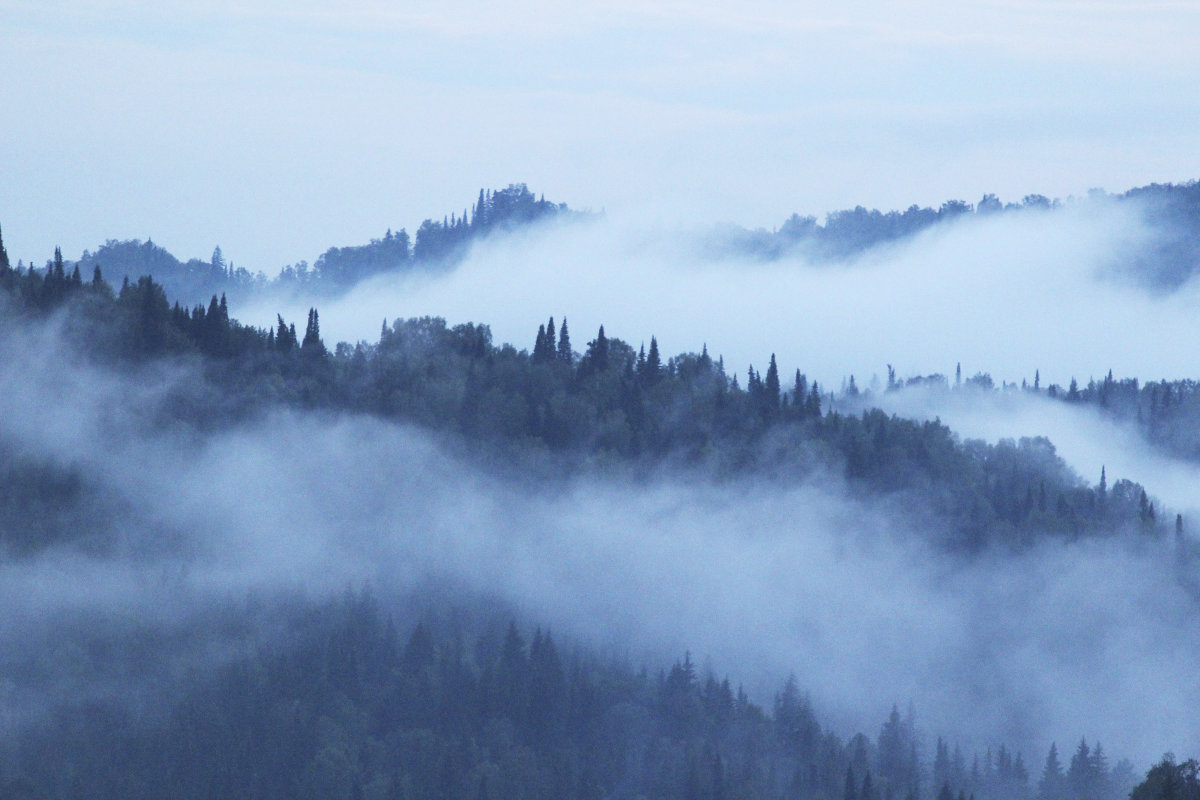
[
  {"left": 10, "top": 184, "right": 576, "bottom": 306},
  {"left": 0, "top": 228, "right": 1173, "bottom": 557},
  {"left": 15, "top": 179, "right": 1200, "bottom": 310},
  {"left": 0, "top": 203, "right": 1195, "bottom": 800}
]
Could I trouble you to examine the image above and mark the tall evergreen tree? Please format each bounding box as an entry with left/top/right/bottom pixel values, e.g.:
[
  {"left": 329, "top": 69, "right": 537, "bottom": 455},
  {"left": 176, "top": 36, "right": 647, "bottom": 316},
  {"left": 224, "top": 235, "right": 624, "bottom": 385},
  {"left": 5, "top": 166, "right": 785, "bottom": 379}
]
[
  {"left": 302, "top": 308, "right": 325, "bottom": 353},
  {"left": 644, "top": 336, "right": 662, "bottom": 382},
  {"left": 1067, "top": 739, "right": 1093, "bottom": 800},
  {"left": 764, "top": 354, "right": 781, "bottom": 412},
  {"left": 534, "top": 323, "right": 548, "bottom": 361},
  {"left": 584, "top": 325, "right": 609, "bottom": 372},
  {"left": 557, "top": 317, "right": 572, "bottom": 364}
]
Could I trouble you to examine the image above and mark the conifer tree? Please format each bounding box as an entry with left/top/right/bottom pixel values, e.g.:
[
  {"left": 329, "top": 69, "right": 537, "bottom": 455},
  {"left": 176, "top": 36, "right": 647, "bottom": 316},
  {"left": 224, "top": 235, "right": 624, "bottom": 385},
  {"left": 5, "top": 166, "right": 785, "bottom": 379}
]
[
  {"left": 302, "top": 308, "right": 325, "bottom": 353},
  {"left": 807, "top": 381, "right": 822, "bottom": 417},
  {"left": 645, "top": 336, "right": 661, "bottom": 382},
  {"left": 556, "top": 317, "right": 572, "bottom": 364},
  {"left": 534, "top": 324, "right": 548, "bottom": 361},
  {"left": 584, "top": 325, "right": 609, "bottom": 372},
  {"left": 765, "top": 354, "right": 781, "bottom": 411},
  {"left": 1067, "top": 739, "right": 1092, "bottom": 800}
]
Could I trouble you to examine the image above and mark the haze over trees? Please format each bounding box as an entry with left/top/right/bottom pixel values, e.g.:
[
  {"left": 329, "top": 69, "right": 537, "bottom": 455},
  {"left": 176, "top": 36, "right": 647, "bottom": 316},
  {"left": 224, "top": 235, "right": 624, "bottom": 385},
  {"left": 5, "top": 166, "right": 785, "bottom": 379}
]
[
  {"left": 32, "top": 180, "right": 1200, "bottom": 311},
  {"left": 0, "top": 182, "right": 1198, "bottom": 798}
]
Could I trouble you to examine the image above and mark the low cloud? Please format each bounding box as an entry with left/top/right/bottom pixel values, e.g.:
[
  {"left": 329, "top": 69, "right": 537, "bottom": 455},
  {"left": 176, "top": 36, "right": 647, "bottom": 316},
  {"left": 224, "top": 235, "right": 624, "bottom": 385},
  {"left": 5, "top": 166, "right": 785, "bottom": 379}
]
[
  {"left": 1, "top": 314, "right": 1198, "bottom": 768},
  {"left": 252, "top": 196, "right": 1198, "bottom": 396}
]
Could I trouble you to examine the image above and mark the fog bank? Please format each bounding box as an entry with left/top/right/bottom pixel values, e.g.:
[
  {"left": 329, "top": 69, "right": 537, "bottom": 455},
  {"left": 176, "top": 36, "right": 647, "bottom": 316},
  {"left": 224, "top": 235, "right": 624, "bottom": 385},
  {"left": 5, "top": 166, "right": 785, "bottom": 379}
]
[
  {"left": 248, "top": 197, "right": 1200, "bottom": 393},
  {"left": 1, "top": 316, "right": 1199, "bottom": 767}
]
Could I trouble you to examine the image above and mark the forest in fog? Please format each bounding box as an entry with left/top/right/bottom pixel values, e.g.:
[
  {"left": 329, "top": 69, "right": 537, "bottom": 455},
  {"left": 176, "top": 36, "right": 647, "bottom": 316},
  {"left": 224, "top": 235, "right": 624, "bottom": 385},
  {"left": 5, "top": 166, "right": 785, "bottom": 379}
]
[{"left": 2, "top": 181, "right": 1200, "bottom": 799}]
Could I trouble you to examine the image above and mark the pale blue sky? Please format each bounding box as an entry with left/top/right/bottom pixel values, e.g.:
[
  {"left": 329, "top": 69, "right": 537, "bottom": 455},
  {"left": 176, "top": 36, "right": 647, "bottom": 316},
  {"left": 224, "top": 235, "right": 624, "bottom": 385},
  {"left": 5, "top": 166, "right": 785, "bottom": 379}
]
[{"left": 2, "top": 0, "right": 1198, "bottom": 271}]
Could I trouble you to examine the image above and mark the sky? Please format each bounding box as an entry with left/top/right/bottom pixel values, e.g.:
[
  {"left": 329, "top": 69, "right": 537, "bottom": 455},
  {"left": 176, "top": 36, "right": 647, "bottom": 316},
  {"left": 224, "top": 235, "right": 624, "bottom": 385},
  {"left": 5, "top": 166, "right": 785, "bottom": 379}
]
[{"left": 2, "top": 0, "right": 1200, "bottom": 272}]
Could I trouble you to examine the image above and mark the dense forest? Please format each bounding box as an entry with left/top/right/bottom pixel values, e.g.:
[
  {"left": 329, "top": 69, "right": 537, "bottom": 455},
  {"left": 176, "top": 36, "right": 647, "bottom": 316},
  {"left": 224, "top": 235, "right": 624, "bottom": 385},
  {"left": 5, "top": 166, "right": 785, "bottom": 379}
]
[
  {"left": 0, "top": 188, "right": 1197, "bottom": 800},
  {"left": 0, "top": 233, "right": 1172, "bottom": 558},
  {"left": 1, "top": 590, "right": 1145, "bottom": 800}
]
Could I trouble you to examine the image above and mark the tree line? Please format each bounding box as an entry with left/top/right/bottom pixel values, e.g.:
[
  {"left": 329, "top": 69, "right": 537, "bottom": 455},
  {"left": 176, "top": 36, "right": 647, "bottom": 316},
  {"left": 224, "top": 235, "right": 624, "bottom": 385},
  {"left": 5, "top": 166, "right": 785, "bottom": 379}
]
[
  {"left": 0, "top": 224, "right": 1174, "bottom": 559},
  {"left": 0, "top": 590, "right": 1144, "bottom": 800}
]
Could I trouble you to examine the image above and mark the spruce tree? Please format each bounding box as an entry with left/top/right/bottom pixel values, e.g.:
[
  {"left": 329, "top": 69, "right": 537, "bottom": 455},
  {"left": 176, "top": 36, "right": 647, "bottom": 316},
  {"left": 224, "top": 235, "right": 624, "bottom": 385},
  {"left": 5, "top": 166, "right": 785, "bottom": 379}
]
[
  {"left": 765, "top": 354, "right": 781, "bottom": 410},
  {"left": 645, "top": 336, "right": 661, "bottom": 381},
  {"left": 302, "top": 308, "right": 325, "bottom": 353},
  {"left": 585, "top": 325, "right": 609, "bottom": 371},
  {"left": 534, "top": 324, "right": 548, "bottom": 361},
  {"left": 556, "top": 317, "right": 572, "bottom": 364}
]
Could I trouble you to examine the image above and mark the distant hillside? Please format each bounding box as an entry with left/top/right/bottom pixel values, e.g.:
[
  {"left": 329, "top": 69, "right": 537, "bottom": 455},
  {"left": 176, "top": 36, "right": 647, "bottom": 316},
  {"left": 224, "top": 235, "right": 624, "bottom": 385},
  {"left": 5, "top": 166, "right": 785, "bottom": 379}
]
[
  {"left": 713, "top": 181, "right": 1200, "bottom": 287},
  {"left": 27, "top": 179, "right": 1200, "bottom": 309},
  {"left": 54, "top": 183, "right": 574, "bottom": 306}
]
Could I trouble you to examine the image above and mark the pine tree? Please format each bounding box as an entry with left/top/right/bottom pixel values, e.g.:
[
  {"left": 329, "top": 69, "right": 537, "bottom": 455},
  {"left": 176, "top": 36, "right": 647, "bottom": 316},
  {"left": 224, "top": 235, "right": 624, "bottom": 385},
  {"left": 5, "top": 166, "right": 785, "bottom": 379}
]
[
  {"left": 765, "top": 354, "right": 781, "bottom": 412},
  {"left": 0, "top": 222, "right": 10, "bottom": 273},
  {"left": 793, "top": 370, "right": 809, "bottom": 415},
  {"left": 807, "top": 381, "right": 822, "bottom": 417},
  {"left": 645, "top": 336, "right": 661, "bottom": 382},
  {"left": 534, "top": 324, "right": 548, "bottom": 361},
  {"left": 302, "top": 308, "right": 325, "bottom": 354},
  {"left": 276, "top": 315, "right": 295, "bottom": 351},
  {"left": 557, "top": 317, "right": 572, "bottom": 364},
  {"left": 584, "top": 325, "right": 609, "bottom": 372},
  {"left": 1067, "top": 739, "right": 1092, "bottom": 800}
]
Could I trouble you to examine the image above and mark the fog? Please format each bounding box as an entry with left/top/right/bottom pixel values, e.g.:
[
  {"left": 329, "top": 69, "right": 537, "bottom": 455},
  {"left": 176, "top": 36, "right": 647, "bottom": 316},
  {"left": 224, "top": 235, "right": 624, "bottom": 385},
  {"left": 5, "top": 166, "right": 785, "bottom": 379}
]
[
  {"left": 3, "top": 312, "right": 1200, "bottom": 768},
  {"left": 873, "top": 386, "right": 1200, "bottom": 523},
  {"left": 249, "top": 195, "right": 1200, "bottom": 393}
]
